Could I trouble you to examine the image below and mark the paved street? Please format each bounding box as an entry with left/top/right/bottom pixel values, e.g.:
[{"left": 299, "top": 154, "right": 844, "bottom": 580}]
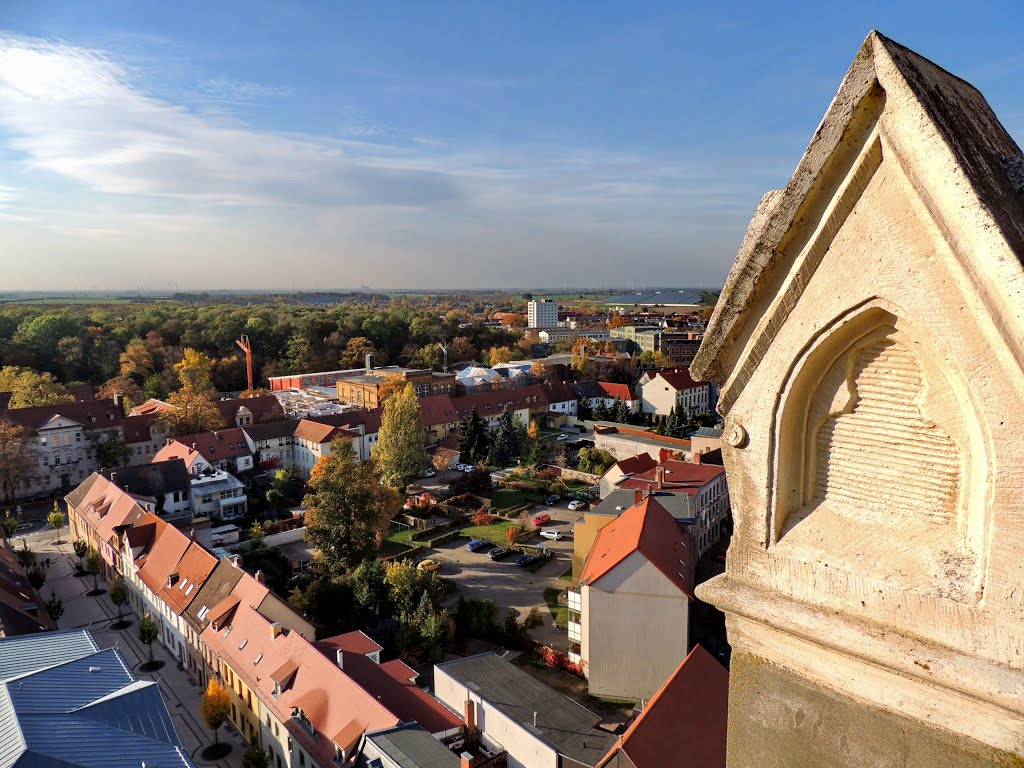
[{"left": 15, "top": 526, "right": 245, "bottom": 768}]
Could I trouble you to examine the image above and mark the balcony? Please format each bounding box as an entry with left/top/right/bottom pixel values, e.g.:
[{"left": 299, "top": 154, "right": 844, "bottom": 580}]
[
  {"left": 568, "top": 620, "right": 581, "bottom": 643},
  {"left": 567, "top": 588, "right": 581, "bottom": 613}
]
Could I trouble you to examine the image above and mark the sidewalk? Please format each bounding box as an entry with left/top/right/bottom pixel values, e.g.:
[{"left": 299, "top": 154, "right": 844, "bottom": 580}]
[{"left": 32, "top": 535, "right": 246, "bottom": 768}]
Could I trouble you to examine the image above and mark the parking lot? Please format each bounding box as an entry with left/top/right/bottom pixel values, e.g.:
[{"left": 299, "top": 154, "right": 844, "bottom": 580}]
[{"left": 419, "top": 500, "right": 583, "bottom": 648}]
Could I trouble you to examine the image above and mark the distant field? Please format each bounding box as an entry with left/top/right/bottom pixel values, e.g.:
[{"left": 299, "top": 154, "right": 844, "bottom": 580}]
[{"left": 1, "top": 297, "right": 140, "bottom": 305}]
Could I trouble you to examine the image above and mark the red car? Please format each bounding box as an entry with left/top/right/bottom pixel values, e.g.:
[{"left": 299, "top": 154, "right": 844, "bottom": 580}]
[{"left": 532, "top": 513, "right": 552, "bottom": 526}]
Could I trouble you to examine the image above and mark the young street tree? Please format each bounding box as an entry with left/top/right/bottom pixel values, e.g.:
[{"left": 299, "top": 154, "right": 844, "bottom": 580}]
[
  {"left": 374, "top": 383, "right": 428, "bottom": 488},
  {"left": 72, "top": 539, "right": 88, "bottom": 571},
  {"left": 303, "top": 439, "right": 400, "bottom": 577},
  {"left": 85, "top": 546, "right": 103, "bottom": 593},
  {"left": 47, "top": 503, "right": 64, "bottom": 544},
  {"left": 138, "top": 613, "right": 159, "bottom": 663},
  {"left": 457, "top": 408, "right": 488, "bottom": 465},
  {"left": 44, "top": 593, "right": 63, "bottom": 623},
  {"left": 110, "top": 577, "right": 129, "bottom": 623},
  {"left": 1, "top": 513, "right": 17, "bottom": 542},
  {"left": 200, "top": 678, "right": 232, "bottom": 745},
  {"left": 0, "top": 421, "right": 38, "bottom": 506}
]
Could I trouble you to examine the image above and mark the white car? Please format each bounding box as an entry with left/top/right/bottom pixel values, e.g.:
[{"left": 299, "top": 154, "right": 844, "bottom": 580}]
[
  {"left": 556, "top": 433, "right": 570, "bottom": 441},
  {"left": 567, "top": 500, "right": 586, "bottom": 511},
  {"left": 540, "top": 529, "right": 563, "bottom": 541}
]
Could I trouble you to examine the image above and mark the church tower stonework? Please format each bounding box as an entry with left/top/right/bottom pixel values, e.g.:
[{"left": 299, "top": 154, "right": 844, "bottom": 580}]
[{"left": 692, "top": 32, "right": 1024, "bottom": 766}]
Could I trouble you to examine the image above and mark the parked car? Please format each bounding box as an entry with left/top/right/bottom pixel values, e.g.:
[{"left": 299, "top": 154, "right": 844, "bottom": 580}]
[
  {"left": 515, "top": 553, "right": 541, "bottom": 568},
  {"left": 532, "top": 513, "right": 552, "bottom": 526},
  {"left": 567, "top": 499, "right": 586, "bottom": 511},
  {"left": 488, "top": 546, "right": 514, "bottom": 561},
  {"left": 466, "top": 539, "right": 491, "bottom": 552},
  {"left": 417, "top": 558, "right": 442, "bottom": 573},
  {"left": 556, "top": 433, "right": 570, "bottom": 441},
  {"left": 540, "top": 529, "right": 563, "bottom": 541},
  {"left": 544, "top": 495, "right": 561, "bottom": 506},
  {"left": 420, "top": 468, "right": 436, "bottom": 478}
]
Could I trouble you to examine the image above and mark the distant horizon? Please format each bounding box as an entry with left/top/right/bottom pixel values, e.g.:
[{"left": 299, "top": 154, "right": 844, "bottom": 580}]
[
  {"left": 0, "top": 285, "right": 721, "bottom": 296},
  {"left": 2, "top": 3, "right": 1022, "bottom": 289}
]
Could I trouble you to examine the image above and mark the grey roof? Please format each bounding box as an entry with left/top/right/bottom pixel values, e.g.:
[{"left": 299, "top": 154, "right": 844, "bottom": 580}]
[
  {"left": 360, "top": 723, "right": 458, "bottom": 768},
  {"left": 691, "top": 427, "right": 723, "bottom": 439},
  {"left": 0, "top": 629, "right": 97, "bottom": 680},
  {"left": 0, "top": 631, "right": 192, "bottom": 768},
  {"left": 572, "top": 381, "right": 600, "bottom": 399},
  {"left": 601, "top": 289, "right": 705, "bottom": 307},
  {"left": 592, "top": 490, "right": 696, "bottom": 522},
  {"left": 436, "top": 653, "right": 616, "bottom": 767},
  {"left": 242, "top": 419, "right": 300, "bottom": 441},
  {"left": 102, "top": 459, "right": 190, "bottom": 497}
]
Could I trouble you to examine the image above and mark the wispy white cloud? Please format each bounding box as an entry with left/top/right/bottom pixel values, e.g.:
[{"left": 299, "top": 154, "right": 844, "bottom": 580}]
[{"left": 0, "top": 32, "right": 771, "bottom": 288}]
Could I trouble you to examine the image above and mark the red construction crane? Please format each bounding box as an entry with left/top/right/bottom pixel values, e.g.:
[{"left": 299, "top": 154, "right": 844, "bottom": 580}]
[{"left": 235, "top": 334, "right": 254, "bottom": 392}]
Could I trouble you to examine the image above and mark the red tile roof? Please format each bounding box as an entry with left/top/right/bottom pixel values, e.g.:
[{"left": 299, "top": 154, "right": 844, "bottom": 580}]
[
  {"left": 1, "top": 398, "right": 124, "bottom": 432},
  {"left": 129, "top": 399, "right": 174, "bottom": 416},
  {"left": 598, "top": 645, "right": 727, "bottom": 768},
  {"left": 214, "top": 395, "right": 284, "bottom": 426},
  {"left": 615, "top": 459, "right": 725, "bottom": 497},
  {"left": 455, "top": 384, "right": 548, "bottom": 417},
  {"left": 653, "top": 368, "right": 706, "bottom": 391},
  {"left": 157, "top": 540, "right": 218, "bottom": 615},
  {"left": 201, "top": 589, "right": 399, "bottom": 766},
  {"left": 123, "top": 414, "right": 156, "bottom": 445},
  {"left": 315, "top": 632, "right": 462, "bottom": 734},
  {"left": 579, "top": 496, "right": 695, "bottom": 599},
  {"left": 155, "top": 428, "right": 252, "bottom": 467},
  {"left": 136, "top": 515, "right": 190, "bottom": 597},
  {"left": 614, "top": 454, "right": 658, "bottom": 477},
  {"left": 293, "top": 419, "right": 350, "bottom": 444},
  {"left": 596, "top": 382, "right": 635, "bottom": 401},
  {"left": 541, "top": 381, "right": 578, "bottom": 404},
  {"left": 68, "top": 474, "right": 149, "bottom": 549}
]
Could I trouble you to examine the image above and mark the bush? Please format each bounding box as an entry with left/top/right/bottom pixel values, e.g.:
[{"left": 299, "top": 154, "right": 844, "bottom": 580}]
[
  {"left": 505, "top": 525, "right": 524, "bottom": 544},
  {"left": 538, "top": 467, "right": 560, "bottom": 481},
  {"left": 533, "top": 643, "right": 586, "bottom": 678},
  {"left": 470, "top": 509, "right": 493, "bottom": 526}
]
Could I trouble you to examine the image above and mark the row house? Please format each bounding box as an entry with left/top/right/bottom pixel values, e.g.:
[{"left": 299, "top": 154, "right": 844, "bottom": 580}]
[
  {"left": 65, "top": 473, "right": 149, "bottom": 581},
  {"left": 101, "top": 459, "right": 192, "bottom": 524},
  {"left": 243, "top": 418, "right": 364, "bottom": 476},
  {"left": 153, "top": 428, "right": 255, "bottom": 476},
  {"left": 637, "top": 369, "right": 711, "bottom": 418},
  {"left": 2, "top": 398, "right": 124, "bottom": 502},
  {"left": 130, "top": 394, "right": 284, "bottom": 429},
  {"left": 569, "top": 495, "right": 695, "bottom": 700},
  {"left": 572, "top": 381, "right": 641, "bottom": 415}
]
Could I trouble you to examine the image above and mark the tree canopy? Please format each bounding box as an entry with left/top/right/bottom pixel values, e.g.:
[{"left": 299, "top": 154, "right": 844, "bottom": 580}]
[
  {"left": 373, "top": 383, "right": 428, "bottom": 488},
  {"left": 303, "top": 439, "right": 400, "bottom": 576}
]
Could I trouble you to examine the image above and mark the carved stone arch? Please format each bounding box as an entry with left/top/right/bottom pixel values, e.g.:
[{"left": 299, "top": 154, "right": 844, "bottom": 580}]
[{"left": 769, "top": 300, "right": 990, "bottom": 600}]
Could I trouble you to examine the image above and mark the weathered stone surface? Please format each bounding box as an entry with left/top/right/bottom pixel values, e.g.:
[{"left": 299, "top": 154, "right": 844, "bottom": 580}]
[{"left": 692, "top": 30, "right": 1024, "bottom": 764}]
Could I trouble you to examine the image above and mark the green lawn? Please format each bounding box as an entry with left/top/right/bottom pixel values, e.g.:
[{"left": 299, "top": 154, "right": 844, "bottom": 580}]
[
  {"left": 492, "top": 488, "right": 543, "bottom": 511},
  {"left": 543, "top": 587, "right": 568, "bottom": 626},
  {"left": 459, "top": 519, "right": 519, "bottom": 545},
  {"left": 559, "top": 567, "right": 573, "bottom": 582},
  {"left": 386, "top": 527, "right": 416, "bottom": 545}
]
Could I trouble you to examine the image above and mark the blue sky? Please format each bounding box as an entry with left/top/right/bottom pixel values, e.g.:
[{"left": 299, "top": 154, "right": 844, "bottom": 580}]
[{"left": 0, "top": 2, "right": 1022, "bottom": 291}]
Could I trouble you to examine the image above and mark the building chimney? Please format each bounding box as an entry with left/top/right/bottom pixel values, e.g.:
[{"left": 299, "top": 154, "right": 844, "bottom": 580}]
[
  {"left": 691, "top": 451, "right": 702, "bottom": 465},
  {"left": 464, "top": 699, "right": 476, "bottom": 741},
  {"left": 191, "top": 442, "right": 197, "bottom": 450},
  {"left": 533, "top": 711, "right": 538, "bottom": 727},
  {"left": 459, "top": 753, "right": 475, "bottom": 768},
  {"left": 255, "top": 570, "right": 265, "bottom": 585},
  {"left": 634, "top": 488, "right": 643, "bottom": 505},
  {"left": 113, "top": 391, "right": 124, "bottom": 415},
  {"left": 109, "top": 471, "right": 118, "bottom": 485},
  {"left": 190, "top": 529, "right": 196, "bottom": 540},
  {"left": 655, "top": 466, "right": 666, "bottom": 489},
  {"left": 270, "top": 621, "right": 283, "bottom": 639},
  {"left": 365, "top": 352, "right": 375, "bottom": 372},
  {"left": 336, "top": 649, "right": 344, "bottom": 670}
]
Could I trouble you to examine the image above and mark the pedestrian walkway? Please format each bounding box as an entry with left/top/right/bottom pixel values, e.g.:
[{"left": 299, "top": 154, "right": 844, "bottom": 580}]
[{"left": 31, "top": 535, "right": 246, "bottom": 768}]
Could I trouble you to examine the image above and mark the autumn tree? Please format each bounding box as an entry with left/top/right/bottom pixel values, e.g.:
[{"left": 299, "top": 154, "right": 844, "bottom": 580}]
[
  {"left": 432, "top": 451, "right": 454, "bottom": 481},
  {"left": 339, "top": 337, "right": 378, "bottom": 369},
  {"left": 374, "top": 383, "right": 428, "bottom": 488},
  {"left": 376, "top": 376, "right": 409, "bottom": 406},
  {"left": 119, "top": 338, "right": 154, "bottom": 382},
  {"left": 2, "top": 368, "right": 74, "bottom": 408},
  {"left": 160, "top": 348, "right": 222, "bottom": 437},
  {"left": 110, "top": 576, "right": 129, "bottom": 624},
  {"left": 485, "top": 346, "right": 515, "bottom": 366},
  {"left": 608, "top": 314, "right": 631, "bottom": 329},
  {"left": 0, "top": 421, "right": 38, "bottom": 505},
  {"left": 201, "top": 678, "right": 231, "bottom": 745},
  {"left": 97, "top": 375, "right": 144, "bottom": 411},
  {"left": 303, "top": 439, "right": 400, "bottom": 576}
]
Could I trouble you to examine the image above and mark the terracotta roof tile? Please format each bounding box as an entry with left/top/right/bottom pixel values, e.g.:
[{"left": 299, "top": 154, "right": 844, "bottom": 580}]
[
  {"left": 157, "top": 541, "right": 218, "bottom": 615},
  {"left": 596, "top": 382, "right": 635, "bottom": 401},
  {"left": 653, "top": 368, "right": 706, "bottom": 391},
  {"left": 599, "top": 645, "right": 727, "bottom": 768},
  {"left": 135, "top": 515, "right": 190, "bottom": 597},
  {"left": 579, "top": 496, "right": 695, "bottom": 598}
]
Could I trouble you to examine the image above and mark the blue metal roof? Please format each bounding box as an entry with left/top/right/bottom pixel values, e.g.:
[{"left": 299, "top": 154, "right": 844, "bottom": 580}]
[
  {"left": 0, "top": 630, "right": 194, "bottom": 768},
  {"left": 0, "top": 629, "right": 97, "bottom": 681}
]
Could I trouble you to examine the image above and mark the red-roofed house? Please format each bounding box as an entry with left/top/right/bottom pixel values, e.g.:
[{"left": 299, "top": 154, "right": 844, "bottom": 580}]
[
  {"left": 201, "top": 579, "right": 397, "bottom": 768},
  {"left": 637, "top": 368, "right": 711, "bottom": 417},
  {"left": 315, "top": 631, "right": 462, "bottom": 736},
  {"left": 242, "top": 419, "right": 361, "bottom": 477},
  {"left": 611, "top": 459, "right": 729, "bottom": 557},
  {"left": 153, "top": 428, "right": 254, "bottom": 476},
  {"left": 65, "top": 473, "right": 149, "bottom": 580},
  {"left": 596, "top": 645, "right": 727, "bottom": 768},
  {"left": 590, "top": 382, "right": 641, "bottom": 415},
  {"left": 570, "top": 496, "right": 695, "bottom": 700}
]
